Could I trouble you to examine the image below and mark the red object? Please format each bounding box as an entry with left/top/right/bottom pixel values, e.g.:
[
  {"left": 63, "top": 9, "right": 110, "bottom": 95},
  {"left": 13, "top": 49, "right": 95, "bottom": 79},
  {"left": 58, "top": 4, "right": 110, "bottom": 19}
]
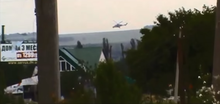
[{"left": 189, "top": 84, "right": 193, "bottom": 89}]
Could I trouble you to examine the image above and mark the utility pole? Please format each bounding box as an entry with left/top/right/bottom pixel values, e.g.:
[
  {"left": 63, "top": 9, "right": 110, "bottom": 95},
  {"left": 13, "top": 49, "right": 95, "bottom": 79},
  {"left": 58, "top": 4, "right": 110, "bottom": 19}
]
[
  {"left": 213, "top": 0, "right": 220, "bottom": 100},
  {"left": 35, "top": 0, "right": 60, "bottom": 103},
  {"left": 174, "top": 28, "right": 182, "bottom": 103},
  {"left": 177, "top": 26, "right": 185, "bottom": 104}
]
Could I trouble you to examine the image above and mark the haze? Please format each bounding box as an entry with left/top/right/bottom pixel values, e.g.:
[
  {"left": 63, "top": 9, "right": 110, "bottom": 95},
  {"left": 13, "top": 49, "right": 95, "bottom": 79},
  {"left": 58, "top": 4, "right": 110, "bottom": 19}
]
[{"left": 0, "top": 0, "right": 216, "bottom": 34}]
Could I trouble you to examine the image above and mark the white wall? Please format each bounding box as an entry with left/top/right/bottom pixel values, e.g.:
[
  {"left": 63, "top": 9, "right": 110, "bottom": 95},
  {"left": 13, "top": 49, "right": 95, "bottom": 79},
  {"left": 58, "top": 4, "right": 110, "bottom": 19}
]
[{"left": 99, "top": 52, "right": 106, "bottom": 62}]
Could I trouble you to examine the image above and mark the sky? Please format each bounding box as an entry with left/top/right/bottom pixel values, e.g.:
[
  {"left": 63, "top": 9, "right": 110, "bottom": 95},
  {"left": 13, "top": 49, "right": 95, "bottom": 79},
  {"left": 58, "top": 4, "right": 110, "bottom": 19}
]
[{"left": 0, "top": 0, "right": 216, "bottom": 34}]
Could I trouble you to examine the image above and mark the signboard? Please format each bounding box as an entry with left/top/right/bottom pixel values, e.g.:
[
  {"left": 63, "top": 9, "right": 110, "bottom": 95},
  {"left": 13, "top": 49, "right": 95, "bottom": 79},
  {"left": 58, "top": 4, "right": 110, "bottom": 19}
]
[
  {"left": 8, "top": 61, "right": 37, "bottom": 64},
  {"left": 0, "top": 42, "right": 37, "bottom": 62}
]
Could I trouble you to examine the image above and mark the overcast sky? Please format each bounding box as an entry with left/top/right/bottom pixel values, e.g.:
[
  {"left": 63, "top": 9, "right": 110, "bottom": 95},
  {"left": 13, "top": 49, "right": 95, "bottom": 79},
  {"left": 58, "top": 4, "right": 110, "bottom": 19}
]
[{"left": 0, "top": 0, "right": 216, "bottom": 34}]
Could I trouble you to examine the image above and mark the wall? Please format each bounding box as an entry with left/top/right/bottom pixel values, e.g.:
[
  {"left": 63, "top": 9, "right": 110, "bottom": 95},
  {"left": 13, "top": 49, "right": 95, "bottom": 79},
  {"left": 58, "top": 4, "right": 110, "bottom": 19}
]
[{"left": 99, "top": 52, "right": 106, "bottom": 62}]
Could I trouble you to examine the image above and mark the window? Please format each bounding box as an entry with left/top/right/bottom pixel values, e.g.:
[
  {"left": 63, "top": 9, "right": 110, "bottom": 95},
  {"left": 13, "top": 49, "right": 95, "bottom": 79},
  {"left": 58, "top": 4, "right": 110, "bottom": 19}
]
[
  {"left": 59, "top": 57, "right": 76, "bottom": 72},
  {"left": 61, "top": 61, "right": 66, "bottom": 71},
  {"left": 71, "top": 66, "right": 75, "bottom": 71},
  {"left": 59, "top": 57, "right": 65, "bottom": 61},
  {"left": 66, "top": 63, "right": 71, "bottom": 71},
  {"left": 59, "top": 61, "right": 63, "bottom": 72}
]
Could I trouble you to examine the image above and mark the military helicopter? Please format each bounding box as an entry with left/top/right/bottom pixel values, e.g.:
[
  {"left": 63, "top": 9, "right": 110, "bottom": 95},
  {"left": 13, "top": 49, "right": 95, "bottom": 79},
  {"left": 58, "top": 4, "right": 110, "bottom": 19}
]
[{"left": 112, "top": 20, "right": 128, "bottom": 28}]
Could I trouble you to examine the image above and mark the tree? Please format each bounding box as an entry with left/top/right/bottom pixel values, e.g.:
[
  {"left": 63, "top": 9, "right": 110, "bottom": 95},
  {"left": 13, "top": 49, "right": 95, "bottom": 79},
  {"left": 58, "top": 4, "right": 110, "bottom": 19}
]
[
  {"left": 60, "top": 71, "right": 81, "bottom": 99},
  {"left": 130, "top": 38, "right": 136, "bottom": 50},
  {"left": 60, "top": 71, "right": 94, "bottom": 104},
  {"left": 0, "top": 67, "right": 5, "bottom": 104},
  {"left": 58, "top": 61, "right": 141, "bottom": 104},
  {"left": 102, "top": 38, "right": 112, "bottom": 60},
  {"left": 94, "top": 61, "right": 142, "bottom": 104},
  {"left": 76, "top": 40, "right": 83, "bottom": 48},
  {"left": 126, "top": 5, "right": 215, "bottom": 100},
  {"left": 1, "top": 64, "right": 36, "bottom": 86}
]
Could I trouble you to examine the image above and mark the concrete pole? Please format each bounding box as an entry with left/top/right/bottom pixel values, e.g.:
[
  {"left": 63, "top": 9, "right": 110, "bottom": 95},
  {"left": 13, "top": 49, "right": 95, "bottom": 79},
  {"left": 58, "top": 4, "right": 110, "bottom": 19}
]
[
  {"left": 213, "top": 0, "right": 220, "bottom": 100},
  {"left": 177, "top": 27, "right": 185, "bottom": 104},
  {"left": 35, "top": 0, "right": 60, "bottom": 103},
  {"left": 174, "top": 28, "right": 183, "bottom": 103},
  {"left": 174, "top": 53, "right": 179, "bottom": 103}
]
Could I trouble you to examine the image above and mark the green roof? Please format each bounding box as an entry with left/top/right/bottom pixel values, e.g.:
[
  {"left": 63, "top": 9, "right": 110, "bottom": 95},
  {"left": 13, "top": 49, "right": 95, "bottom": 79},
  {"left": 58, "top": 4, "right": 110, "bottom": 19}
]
[
  {"left": 59, "top": 49, "right": 83, "bottom": 70},
  {"left": 64, "top": 47, "right": 103, "bottom": 70}
]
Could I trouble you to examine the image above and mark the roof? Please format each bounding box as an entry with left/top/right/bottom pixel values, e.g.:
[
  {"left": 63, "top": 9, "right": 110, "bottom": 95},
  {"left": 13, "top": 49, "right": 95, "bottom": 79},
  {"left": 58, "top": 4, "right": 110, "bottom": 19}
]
[
  {"left": 59, "top": 49, "right": 80, "bottom": 67},
  {"left": 59, "top": 48, "right": 87, "bottom": 71},
  {"left": 64, "top": 47, "right": 103, "bottom": 70}
]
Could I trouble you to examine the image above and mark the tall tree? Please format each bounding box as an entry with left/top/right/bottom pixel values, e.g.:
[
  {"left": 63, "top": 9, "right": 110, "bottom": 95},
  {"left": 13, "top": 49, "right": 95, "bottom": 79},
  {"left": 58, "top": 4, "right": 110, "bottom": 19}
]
[
  {"left": 126, "top": 5, "right": 215, "bottom": 100},
  {"left": 76, "top": 41, "right": 83, "bottom": 48},
  {"left": 102, "top": 38, "right": 112, "bottom": 60},
  {"left": 130, "top": 38, "right": 136, "bottom": 50}
]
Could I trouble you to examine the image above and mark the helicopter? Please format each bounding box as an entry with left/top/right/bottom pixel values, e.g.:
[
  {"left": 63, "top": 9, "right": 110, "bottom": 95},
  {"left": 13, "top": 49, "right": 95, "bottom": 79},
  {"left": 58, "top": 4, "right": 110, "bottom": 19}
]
[{"left": 112, "top": 20, "right": 128, "bottom": 28}]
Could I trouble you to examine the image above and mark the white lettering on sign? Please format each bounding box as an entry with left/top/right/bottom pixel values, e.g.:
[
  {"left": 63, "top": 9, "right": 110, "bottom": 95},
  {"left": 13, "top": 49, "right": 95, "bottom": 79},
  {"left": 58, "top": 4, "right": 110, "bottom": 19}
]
[
  {"left": 0, "top": 43, "right": 38, "bottom": 62},
  {"left": 1, "top": 44, "right": 37, "bottom": 52},
  {"left": 17, "top": 52, "right": 37, "bottom": 59}
]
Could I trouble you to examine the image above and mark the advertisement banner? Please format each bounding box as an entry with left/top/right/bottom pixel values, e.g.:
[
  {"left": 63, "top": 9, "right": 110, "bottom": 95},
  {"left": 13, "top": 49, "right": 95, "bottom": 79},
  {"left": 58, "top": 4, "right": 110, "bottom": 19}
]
[{"left": 0, "top": 42, "right": 37, "bottom": 62}]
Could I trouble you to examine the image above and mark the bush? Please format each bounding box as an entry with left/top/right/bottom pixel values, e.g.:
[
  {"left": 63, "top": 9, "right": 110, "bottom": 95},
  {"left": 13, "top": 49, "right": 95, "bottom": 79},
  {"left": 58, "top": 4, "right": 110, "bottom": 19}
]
[
  {"left": 2, "top": 94, "right": 25, "bottom": 104},
  {"left": 58, "top": 61, "right": 142, "bottom": 104},
  {"left": 94, "top": 61, "right": 142, "bottom": 104}
]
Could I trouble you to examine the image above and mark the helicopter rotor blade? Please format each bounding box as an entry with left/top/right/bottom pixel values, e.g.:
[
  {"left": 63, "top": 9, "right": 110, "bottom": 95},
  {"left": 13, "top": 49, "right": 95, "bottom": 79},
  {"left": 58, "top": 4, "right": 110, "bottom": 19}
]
[
  {"left": 118, "top": 21, "right": 123, "bottom": 24},
  {"left": 113, "top": 20, "right": 117, "bottom": 23}
]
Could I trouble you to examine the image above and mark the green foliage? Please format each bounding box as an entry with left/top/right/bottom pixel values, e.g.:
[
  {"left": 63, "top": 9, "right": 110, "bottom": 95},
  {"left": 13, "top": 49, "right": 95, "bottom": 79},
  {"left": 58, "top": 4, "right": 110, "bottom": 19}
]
[
  {"left": 2, "top": 94, "right": 25, "bottom": 104},
  {"left": 76, "top": 40, "right": 83, "bottom": 48},
  {"left": 60, "top": 71, "right": 82, "bottom": 98},
  {"left": 94, "top": 61, "right": 142, "bottom": 104},
  {"left": 120, "top": 43, "right": 125, "bottom": 59},
  {"left": 2, "top": 64, "right": 35, "bottom": 86},
  {"left": 0, "top": 68, "right": 5, "bottom": 104},
  {"left": 61, "top": 86, "right": 94, "bottom": 104},
  {"left": 126, "top": 5, "right": 215, "bottom": 97},
  {"left": 0, "top": 64, "right": 39, "bottom": 103},
  {"left": 59, "top": 61, "right": 141, "bottom": 104},
  {"left": 130, "top": 38, "right": 136, "bottom": 50},
  {"left": 0, "top": 64, "right": 37, "bottom": 103},
  {"left": 189, "top": 70, "right": 216, "bottom": 104},
  {"left": 1, "top": 5, "right": 216, "bottom": 104},
  {"left": 114, "top": 59, "right": 128, "bottom": 75},
  {"left": 144, "top": 101, "right": 176, "bottom": 104}
]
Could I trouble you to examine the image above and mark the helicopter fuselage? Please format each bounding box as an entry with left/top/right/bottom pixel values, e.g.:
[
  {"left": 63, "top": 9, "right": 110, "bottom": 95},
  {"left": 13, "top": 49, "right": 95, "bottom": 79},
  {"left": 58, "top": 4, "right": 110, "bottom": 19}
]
[{"left": 112, "top": 23, "right": 127, "bottom": 28}]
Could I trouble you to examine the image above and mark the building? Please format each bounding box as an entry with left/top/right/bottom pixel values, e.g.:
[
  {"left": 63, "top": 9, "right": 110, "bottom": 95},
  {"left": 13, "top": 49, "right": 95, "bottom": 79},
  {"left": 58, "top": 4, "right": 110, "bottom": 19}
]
[
  {"left": 65, "top": 47, "right": 105, "bottom": 70},
  {"left": 4, "top": 47, "right": 105, "bottom": 95}
]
